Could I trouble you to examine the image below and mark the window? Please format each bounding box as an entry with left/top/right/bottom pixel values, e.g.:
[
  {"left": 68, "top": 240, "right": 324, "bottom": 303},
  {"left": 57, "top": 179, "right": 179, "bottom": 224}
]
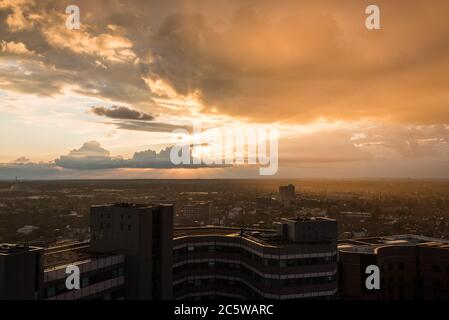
[
  {"left": 57, "top": 283, "right": 65, "bottom": 293},
  {"left": 128, "top": 225, "right": 131, "bottom": 231},
  {"left": 46, "top": 286, "right": 56, "bottom": 298},
  {"left": 82, "top": 277, "right": 90, "bottom": 288}
]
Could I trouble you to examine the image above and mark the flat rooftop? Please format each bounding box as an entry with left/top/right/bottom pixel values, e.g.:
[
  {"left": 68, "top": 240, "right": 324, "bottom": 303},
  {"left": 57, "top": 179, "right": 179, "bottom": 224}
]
[
  {"left": 174, "top": 226, "right": 279, "bottom": 247},
  {"left": 338, "top": 234, "right": 449, "bottom": 253},
  {"left": 282, "top": 217, "right": 335, "bottom": 223},
  {"left": 173, "top": 225, "right": 333, "bottom": 247},
  {"left": 92, "top": 203, "right": 173, "bottom": 209},
  {"left": 0, "top": 243, "right": 42, "bottom": 255},
  {"left": 43, "top": 241, "right": 123, "bottom": 270}
]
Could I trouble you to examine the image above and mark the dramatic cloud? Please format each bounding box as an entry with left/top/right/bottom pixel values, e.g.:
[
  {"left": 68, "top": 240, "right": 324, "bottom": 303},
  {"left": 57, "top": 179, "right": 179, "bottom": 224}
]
[
  {"left": 53, "top": 141, "right": 223, "bottom": 170},
  {"left": 0, "top": 40, "right": 35, "bottom": 56},
  {"left": 1, "top": 0, "right": 449, "bottom": 124},
  {"left": 1, "top": 1, "right": 449, "bottom": 179},
  {"left": 91, "top": 105, "right": 154, "bottom": 121},
  {"left": 54, "top": 141, "right": 124, "bottom": 169},
  {"left": 0, "top": 0, "right": 36, "bottom": 32}
]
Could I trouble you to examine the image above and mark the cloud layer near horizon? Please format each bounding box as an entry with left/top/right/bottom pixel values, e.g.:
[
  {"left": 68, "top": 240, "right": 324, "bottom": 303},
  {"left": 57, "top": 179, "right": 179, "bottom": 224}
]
[{"left": 53, "top": 141, "right": 218, "bottom": 170}]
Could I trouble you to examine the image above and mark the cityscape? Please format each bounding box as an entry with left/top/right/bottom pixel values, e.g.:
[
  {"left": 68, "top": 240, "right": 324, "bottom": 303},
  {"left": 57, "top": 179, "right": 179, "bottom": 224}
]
[
  {"left": 1, "top": 180, "right": 449, "bottom": 300},
  {"left": 1, "top": 0, "right": 449, "bottom": 306}
]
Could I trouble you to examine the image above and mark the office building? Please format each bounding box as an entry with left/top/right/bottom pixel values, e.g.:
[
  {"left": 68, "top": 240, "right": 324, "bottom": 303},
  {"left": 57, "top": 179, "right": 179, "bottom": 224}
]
[
  {"left": 279, "top": 184, "right": 295, "bottom": 207},
  {"left": 1, "top": 203, "right": 173, "bottom": 300},
  {"left": 43, "top": 241, "right": 125, "bottom": 300},
  {"left": 173, "top": 217, "right": 338, "bottom": 299},
  {"left": 0, "top": 244, "right": 43, "bottom": 300},
  {"left": 90, "top": 203, "right": 173, "bottom": 299},
  {"left": 338, "top": 235, "right": 449, "bottom": 300},
  {"left": 0, "top": 204, "right": 339, "bottom": 300}
]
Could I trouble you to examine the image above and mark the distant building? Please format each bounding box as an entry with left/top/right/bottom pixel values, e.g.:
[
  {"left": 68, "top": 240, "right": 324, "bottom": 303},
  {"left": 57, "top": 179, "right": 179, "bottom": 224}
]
[
  {"left": 228, "top": 207, "right": 243, "bottom": 218},
  {"left": 279, "top": 184, "right": 295, "bottom": 207},
  {"left": 340, "top": 212, "right": 372, "bottom": 219},
  {"left": 256, "top": 196, "right": 272, "bottom": 208},
  {"left": 351, "top": 229, "right": 368, "bottom": 238},
  {"left": 182, "top": 201, "right": 213, "bottom": 221}
]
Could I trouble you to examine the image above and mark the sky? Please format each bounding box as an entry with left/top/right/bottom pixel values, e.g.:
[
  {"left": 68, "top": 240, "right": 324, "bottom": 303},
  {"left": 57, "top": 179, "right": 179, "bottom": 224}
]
[{"left": 0, "top": 0, "right": 448, "bottom": 179}]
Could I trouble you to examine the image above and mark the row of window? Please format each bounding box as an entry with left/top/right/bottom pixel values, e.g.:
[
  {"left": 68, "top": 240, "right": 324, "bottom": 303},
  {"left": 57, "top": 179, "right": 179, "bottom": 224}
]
[
  {"left": 174, "top": 274, "right": 336, "bottom": 299},
  {"left": 174, "top": 261, "right": 336, "bottom": 288},
  {"left": 174, "top": 245, "right": 336, "bottom": 267},
  {"left": 99, "top": 223, "right": 132, "bottom": 231},
  {"left": 381, "top": 263, "right": 449, "bottom": 274},
  {"left": 100, "top": 213, "right": 132, "bottom": 220},
  {"left": 45, "top": 266, "right": 125, "bottom": 298}
]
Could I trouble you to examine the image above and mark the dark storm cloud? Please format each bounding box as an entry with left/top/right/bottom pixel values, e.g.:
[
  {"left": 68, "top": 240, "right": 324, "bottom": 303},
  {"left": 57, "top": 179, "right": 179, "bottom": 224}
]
[
  {"left": 112, "top": 120, "right": 191, "bottom": 133},
  {"left": 91, "top": 105, "right": 154, "bottom": 121}
]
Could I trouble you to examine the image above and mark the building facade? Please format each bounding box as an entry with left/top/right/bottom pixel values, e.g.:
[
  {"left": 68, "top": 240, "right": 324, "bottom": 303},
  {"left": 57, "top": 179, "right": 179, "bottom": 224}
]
[
  {"left": 172, "top": 218, "right": 338, "bottom": 300},
  {"left": 90, "top": 203, "right": 173, "bottom": 300},
  {"left": 338, "top": 235, "right": 449, "bottom": 300},
  {"left": 0, "top": 205, "right": 339, "bottom": 300},
  {"left": 1, "top": 203, "right": 173, "bottom": 300},
  {"left": 5, "top": 203, "right": 449, "bottom": 300}
]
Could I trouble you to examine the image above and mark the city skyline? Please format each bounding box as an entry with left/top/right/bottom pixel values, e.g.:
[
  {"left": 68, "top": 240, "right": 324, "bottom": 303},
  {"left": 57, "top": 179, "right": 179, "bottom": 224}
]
[{"left": 1, "top": 0, "right": 449, "bottom": 179}]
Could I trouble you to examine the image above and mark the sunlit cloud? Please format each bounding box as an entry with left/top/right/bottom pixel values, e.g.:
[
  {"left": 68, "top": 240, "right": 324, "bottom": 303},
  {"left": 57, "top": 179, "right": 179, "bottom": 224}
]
[{"left": 0, "top": 0, "right": 448, "bottom": 179}]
